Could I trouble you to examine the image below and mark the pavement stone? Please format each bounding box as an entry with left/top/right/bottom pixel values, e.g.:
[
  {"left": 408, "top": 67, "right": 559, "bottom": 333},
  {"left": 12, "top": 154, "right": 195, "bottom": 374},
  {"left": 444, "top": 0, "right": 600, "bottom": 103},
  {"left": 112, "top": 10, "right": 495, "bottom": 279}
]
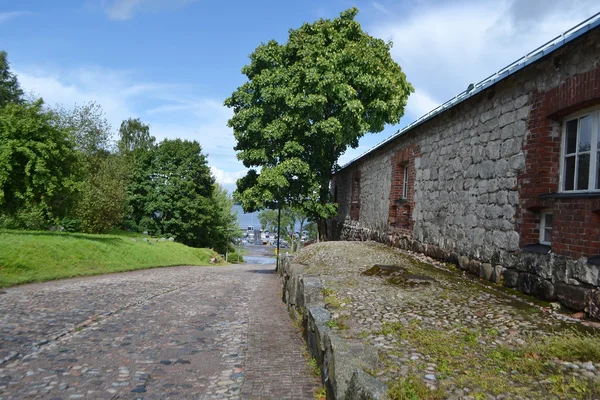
[{"left": 0, "top": 263, "right": 319, "bottom": 399}]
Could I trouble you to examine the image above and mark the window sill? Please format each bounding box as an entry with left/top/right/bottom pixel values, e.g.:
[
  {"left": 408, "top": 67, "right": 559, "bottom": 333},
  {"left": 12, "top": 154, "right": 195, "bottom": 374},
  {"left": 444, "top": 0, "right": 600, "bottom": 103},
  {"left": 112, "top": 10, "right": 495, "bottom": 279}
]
[
  {"left": 522, "top": 243, "right": 552, "bottom": 255},
  {"left": 588, "top": 256, "right": 600, "bottom": 266},
  {"left": 539, "top": 192, "right": 600, "bottom": 199}
]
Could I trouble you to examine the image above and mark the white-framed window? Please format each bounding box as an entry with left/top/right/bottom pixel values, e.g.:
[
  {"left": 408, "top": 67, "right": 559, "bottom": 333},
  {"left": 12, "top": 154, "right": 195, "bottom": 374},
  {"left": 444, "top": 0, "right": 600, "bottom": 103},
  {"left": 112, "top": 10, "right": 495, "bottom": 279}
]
[
  {"left": 402, "top": 165, "right": 409, "bottom": 199},
  {"left": 539, "top": 210, "right": 553, "bottom": 245},
  {"left": 561, "top": 109, "right": 600, "bottom": 192}
]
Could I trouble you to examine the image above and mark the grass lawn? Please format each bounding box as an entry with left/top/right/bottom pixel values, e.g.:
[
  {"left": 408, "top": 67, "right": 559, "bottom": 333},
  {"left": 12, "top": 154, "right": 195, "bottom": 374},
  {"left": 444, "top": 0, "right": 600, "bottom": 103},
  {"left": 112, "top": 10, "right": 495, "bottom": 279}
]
[{"left": 0, "top": 229, "right": 222, "bottom": 288}]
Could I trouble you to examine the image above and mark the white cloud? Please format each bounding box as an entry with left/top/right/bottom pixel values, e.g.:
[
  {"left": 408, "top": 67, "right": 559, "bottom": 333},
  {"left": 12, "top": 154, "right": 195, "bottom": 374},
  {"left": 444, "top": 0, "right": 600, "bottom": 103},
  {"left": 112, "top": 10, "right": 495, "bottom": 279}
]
[
  {"left": 369, "top": 0, "right": 600, "bottom": 121},
  {"left": 16, "top": 64, "right": 244, "bottom": 177},
  {"left": 104, "top": 0, "right": 196, "bottom": 20},
  {"left": 210, "top": 166, "right": 246, "bottom": 185},
  {"left": 16, "top": 66, "right": 160, "bottom": 133},
  {"left": 0, "top": 11, "right": 29, "bottom": 24},
  {"left": 405, "top": 89, "right": 440, "bottom": 119}
]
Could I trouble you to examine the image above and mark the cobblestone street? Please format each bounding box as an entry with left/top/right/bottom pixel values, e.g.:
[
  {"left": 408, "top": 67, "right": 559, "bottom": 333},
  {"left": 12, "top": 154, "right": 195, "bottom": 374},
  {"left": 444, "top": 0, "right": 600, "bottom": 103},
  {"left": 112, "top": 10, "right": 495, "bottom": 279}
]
[{"left": 0, "top": 263, "right": 319, "bottom": 399}]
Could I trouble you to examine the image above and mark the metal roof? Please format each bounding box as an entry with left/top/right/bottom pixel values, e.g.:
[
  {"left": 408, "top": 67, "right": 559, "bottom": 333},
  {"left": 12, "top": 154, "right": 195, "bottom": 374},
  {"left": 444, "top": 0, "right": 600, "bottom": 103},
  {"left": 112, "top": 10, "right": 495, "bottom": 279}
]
[{"left": 338, "top": 11, "right": 600, "bottom": 171}]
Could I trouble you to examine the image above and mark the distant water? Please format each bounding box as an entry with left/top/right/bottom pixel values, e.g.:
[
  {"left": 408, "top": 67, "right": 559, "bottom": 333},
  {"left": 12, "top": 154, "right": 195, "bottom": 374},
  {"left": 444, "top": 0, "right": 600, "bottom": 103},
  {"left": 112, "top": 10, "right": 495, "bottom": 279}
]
[
  {"left": 232, "top": 205, "right": 261, "bottom": 230},
  {"left": 231, "top": 205, "right": 303, "bottom": 232}
]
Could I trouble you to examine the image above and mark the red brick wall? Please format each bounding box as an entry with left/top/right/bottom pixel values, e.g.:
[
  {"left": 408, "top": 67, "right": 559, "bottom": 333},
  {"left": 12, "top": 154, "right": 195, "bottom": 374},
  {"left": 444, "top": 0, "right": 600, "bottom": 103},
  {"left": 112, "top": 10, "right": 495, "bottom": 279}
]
[
  {"left": 551, "top": 198, "right": 600, "bottom": 258},
  {"left": 350, "top": 170, "right": 361, "bottom": 221},
  {"left": 519, "top": 65, "right": 600, "bottom": 258},
  {"left": 388, "top": 144, "right": 420, "bottom": 235}
]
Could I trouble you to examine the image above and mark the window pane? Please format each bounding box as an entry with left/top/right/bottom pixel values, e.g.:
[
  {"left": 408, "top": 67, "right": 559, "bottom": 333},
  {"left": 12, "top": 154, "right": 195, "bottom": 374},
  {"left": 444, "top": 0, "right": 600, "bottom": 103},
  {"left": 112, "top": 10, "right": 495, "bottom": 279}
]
[
  {"left": 579, "top": 115, "right": 592, "bottom": 152},
  {"left": 544, "top": 228, "right": 552, "bottom": 243},
  {"left": 545, "top": 214, "right": 553, "bottom": 228},
  {"left": 597, "top": 152, "right": 600, "bottom": 189},
  {"left": 577, "top": 153, "right": 590, "bottom": 190},
  {"left": 566, "top": 119, "right": 578, "bottom": 154},
  {"left": 564, "top": 156, "right": 575, "bottom": 190}
]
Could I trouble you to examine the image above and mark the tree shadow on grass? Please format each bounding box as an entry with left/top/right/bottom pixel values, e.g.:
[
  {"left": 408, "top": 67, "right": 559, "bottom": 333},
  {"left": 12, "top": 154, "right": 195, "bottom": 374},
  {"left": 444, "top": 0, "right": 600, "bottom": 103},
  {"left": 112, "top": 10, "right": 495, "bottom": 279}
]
[{"left": 0, "top": 230, "right": 124, "bottom": 245}]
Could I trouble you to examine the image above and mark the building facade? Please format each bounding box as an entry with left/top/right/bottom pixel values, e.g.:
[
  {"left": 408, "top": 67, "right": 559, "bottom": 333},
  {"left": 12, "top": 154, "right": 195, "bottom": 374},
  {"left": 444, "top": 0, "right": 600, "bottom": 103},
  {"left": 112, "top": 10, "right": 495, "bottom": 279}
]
[{"left": 330, "top": 18, "right": 600, "bottom": 318}]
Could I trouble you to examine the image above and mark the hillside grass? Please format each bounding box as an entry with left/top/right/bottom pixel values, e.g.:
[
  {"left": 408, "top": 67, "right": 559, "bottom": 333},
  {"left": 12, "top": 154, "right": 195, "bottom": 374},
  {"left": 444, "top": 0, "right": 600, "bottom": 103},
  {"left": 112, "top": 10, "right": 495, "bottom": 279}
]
[{"left": 0, "top": 229, "right": 222, "bottom": 288}]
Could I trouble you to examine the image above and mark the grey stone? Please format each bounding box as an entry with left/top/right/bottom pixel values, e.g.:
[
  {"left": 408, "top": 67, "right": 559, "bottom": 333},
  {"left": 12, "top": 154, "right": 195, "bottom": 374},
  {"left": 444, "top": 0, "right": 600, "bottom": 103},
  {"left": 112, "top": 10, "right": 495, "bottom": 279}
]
[
  {"left": 480, "top": 263, "right": 494, "bottom": 281},
  {"left": 324, "top": 333, "right": 380, "bottom": 400},
  {"left": 469, "top": 260, "right": 481, "bottom": 276},
  {"left": 458, "top": 256, "right": 470, "bottom": 271},
  {"left": 478, "top": 160, "right": 495, "bottom": 179},
  {"left": 589, "top": 290, "right": 600, "bottom": 320},
  {"left": 503, "top": 269, "right": 519, "bottom": 288},
  {"left": 491, "top": 265, "right": 503, "bottom": 283},
  {"left": 307, "top": 306, "right": 332, "bottom": 362},
  {"left": 300, "top": 276, "right": 324, "bottom": 308},
  {"left": 345, "top": 369, "right": 388, "bottom": 400},
  {"left": 556, "top": 284, "right": 591, "bottom": 311},
  {"left": 569, "top": 262, "right": 600, "bottom": 286}
]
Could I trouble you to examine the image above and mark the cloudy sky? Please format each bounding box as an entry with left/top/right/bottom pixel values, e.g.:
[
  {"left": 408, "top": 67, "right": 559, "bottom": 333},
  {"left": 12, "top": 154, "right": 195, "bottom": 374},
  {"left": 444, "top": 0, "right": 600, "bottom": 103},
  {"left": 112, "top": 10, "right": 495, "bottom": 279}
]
[{"left": 1, "top": 0, "right": 598, "bottom": 192}]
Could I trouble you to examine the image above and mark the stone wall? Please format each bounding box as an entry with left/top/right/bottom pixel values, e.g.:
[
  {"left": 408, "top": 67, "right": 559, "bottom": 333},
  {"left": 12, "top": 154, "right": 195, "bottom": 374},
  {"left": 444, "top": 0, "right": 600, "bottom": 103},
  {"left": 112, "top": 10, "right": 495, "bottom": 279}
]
[
  {"left": 277, "top": 255, "right": 387, "bottom": 400},
  {"left": 331, "top": 26, "right": 600, "bottom": 317}
]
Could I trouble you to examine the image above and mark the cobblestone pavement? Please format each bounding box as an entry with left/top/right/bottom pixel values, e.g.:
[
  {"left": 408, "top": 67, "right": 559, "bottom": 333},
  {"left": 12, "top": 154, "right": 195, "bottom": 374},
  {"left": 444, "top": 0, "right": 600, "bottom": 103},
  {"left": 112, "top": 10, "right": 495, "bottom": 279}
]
[
  {"left": 296, "top": 241, "right": 600, "bottom": 400},
  {"left": 0, "top": 264, "right": 319, "bottom": 399}
]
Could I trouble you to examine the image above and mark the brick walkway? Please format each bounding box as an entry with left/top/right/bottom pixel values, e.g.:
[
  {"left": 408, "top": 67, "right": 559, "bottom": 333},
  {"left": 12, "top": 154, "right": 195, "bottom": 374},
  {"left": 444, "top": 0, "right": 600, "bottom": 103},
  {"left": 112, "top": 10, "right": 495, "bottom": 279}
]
[
  {"left": 242, "top": 268, "right": 318, "bottom": 399},
  {"left": 0, "top": 264, "right": 319, "bottom": 399}
]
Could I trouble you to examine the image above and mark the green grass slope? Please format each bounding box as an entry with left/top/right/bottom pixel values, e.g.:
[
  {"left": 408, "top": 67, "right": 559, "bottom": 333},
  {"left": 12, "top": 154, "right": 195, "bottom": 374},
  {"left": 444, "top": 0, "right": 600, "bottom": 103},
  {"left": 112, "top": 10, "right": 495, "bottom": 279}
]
[{"left": 0, "top": 230, "right": 222, "bottom": 288}]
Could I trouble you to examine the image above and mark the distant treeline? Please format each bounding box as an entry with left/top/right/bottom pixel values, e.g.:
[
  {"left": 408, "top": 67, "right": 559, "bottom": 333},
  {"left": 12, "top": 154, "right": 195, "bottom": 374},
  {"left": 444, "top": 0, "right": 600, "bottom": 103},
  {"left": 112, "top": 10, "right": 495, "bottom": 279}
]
[{"left": 0, "top": 51, "right": 238, "bottom": 253}]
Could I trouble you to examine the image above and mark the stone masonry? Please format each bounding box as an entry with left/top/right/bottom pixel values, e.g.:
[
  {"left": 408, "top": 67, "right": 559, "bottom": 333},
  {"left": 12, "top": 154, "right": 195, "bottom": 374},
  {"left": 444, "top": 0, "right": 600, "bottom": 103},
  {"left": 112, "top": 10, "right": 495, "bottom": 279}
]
[{"left": 331, "top": 23, "right": 600, "bottom": 317}]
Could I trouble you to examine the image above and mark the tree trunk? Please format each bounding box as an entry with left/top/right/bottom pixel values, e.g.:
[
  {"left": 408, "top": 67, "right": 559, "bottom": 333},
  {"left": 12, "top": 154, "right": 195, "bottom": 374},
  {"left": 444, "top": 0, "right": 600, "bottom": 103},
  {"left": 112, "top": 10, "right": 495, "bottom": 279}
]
[
  {"left": 289, "top": 231, "right": 295, "bottom": 254},
  {"left": 317, "top": 217, "right": 328, "bottom": 242},
  {"left": 298, "top": 219, "right": 305, "bottom": 250}
]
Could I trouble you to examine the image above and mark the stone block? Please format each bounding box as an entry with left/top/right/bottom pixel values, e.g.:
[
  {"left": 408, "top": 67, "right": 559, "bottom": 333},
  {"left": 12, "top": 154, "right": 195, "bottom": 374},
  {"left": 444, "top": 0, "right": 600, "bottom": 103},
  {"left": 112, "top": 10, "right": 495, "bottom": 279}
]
[
  {"left": 478, "top": 160, "right": 495, "bottom": 179},
  {"left": 517, "top": 273, "right": 556, "bottom": 301},
  {"left": 517, "top": 272, "right": 540, "bottom": 295},
  {"left": 469, "top": 260, "right": 481, "bottom": 276},
  {"left": 556, "top": 284, "right": 592, "bottom": 311},
  {"left": 323, "top": 333, "right": 380, "bottom": 400},
  {"left": 503, "top": 269, "right": 519, "bottom": 287},
  {"left": 589, "top": 290, "right": 600, "bottom": 320},
  {"left": 480, "top": 263, "right": 494, "bottom": 281},
  {"left": 306, "top": 306, "right": 331, "bottom": 362},
  {"left": 491, "top": 265, "right": 503, "bottom": 283},
  {"left": 301, "top": 276, "right": 324, "bottom": 309},
  {"left": 345, "top": 369, "right": 388, "bottom": 400},
  {"left": 569, "top": 262, "right": 600, "bottom": 286}
]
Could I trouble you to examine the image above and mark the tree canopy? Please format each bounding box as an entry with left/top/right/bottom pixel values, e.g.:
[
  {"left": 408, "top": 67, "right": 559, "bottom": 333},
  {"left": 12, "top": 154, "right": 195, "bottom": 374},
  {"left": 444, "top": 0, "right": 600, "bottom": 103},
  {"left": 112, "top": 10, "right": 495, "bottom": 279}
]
[
  {"left": 0, "top": 51, "right": 23, "bottom": 107},
  {"left": 225, "top": 8, "right": 413, "bottom": 238},
  {"left": 0, "top": 100, "right": 77, "bottom": 221},
  {"left": 118, "top": 118, "right": 155, "bottom": 155},
  {"left": 0, "top": 50, "right": 241, "bottom": 256}
]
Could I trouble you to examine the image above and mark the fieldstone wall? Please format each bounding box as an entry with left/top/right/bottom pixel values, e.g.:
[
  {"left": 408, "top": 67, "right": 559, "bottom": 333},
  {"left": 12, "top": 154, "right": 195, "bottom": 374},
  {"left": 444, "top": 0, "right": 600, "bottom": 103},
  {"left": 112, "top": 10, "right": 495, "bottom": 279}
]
[
  {"left": 277, "top": 255, "right": 387, "bottom": 400},
  {"left": 331, "top": 26, "right": 600, "bottom": 317}
]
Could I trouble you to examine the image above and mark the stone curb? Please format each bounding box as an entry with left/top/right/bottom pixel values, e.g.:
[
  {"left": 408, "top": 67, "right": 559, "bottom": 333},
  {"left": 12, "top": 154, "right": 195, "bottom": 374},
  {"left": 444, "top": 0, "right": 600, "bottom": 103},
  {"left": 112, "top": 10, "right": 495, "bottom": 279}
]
[{"left": 278, "top": 254, "right": 387, "bottom": 400}]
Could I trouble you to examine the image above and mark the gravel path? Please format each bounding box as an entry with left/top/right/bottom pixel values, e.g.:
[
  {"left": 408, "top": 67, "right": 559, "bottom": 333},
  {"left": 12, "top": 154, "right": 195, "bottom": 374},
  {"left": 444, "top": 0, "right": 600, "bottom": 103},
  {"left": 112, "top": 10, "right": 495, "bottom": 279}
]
[{"left": 0, "top": 264, "right": 318, "bottom": 399}]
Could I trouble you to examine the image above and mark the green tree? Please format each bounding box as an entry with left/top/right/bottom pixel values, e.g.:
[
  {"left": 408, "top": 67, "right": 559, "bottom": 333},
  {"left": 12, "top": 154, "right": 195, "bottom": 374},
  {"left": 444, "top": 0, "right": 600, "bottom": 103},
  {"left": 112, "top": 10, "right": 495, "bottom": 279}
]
[
  {"left": 0, "top": 51, "right": 24, "bottom": 106},
  {"left": 75, "top": 155, "right": 128, "bottom": 233},
  {"left": 55, "top": 102, "right": 112, "bottom": 157},
  {"left": 132, "top": 139, "right": 216, "bottom": 247},
  {"left": 210, "top": 183, "right": 242, "bottom": 255},
  {"left": 118, "top": 118, "right": 155, "bottom": 155},
  {"left": 258, "top": 209, "right": 281, "bottom": 233},
  {"left": 258, "top": 208, "right": 303, "bottom": 252},
  {"left": 0, "top": 100, "right": 77, "bottom": 226},
  {"left": 304, "top": 221, "right": 318, "bottom": 241},
  {"left": 55, "top": 102, "right": 129, "bottom": 233},
  {"left": 226, "top": 8, "right": 413, "bottom": 239}
]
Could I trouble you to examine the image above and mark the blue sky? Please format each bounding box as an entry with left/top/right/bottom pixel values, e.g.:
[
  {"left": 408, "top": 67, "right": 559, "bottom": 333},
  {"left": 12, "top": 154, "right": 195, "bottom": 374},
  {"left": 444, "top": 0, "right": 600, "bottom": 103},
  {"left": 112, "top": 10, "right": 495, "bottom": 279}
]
[{"left": 1, "top": 0, "right": 598, "bottom": 192}]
